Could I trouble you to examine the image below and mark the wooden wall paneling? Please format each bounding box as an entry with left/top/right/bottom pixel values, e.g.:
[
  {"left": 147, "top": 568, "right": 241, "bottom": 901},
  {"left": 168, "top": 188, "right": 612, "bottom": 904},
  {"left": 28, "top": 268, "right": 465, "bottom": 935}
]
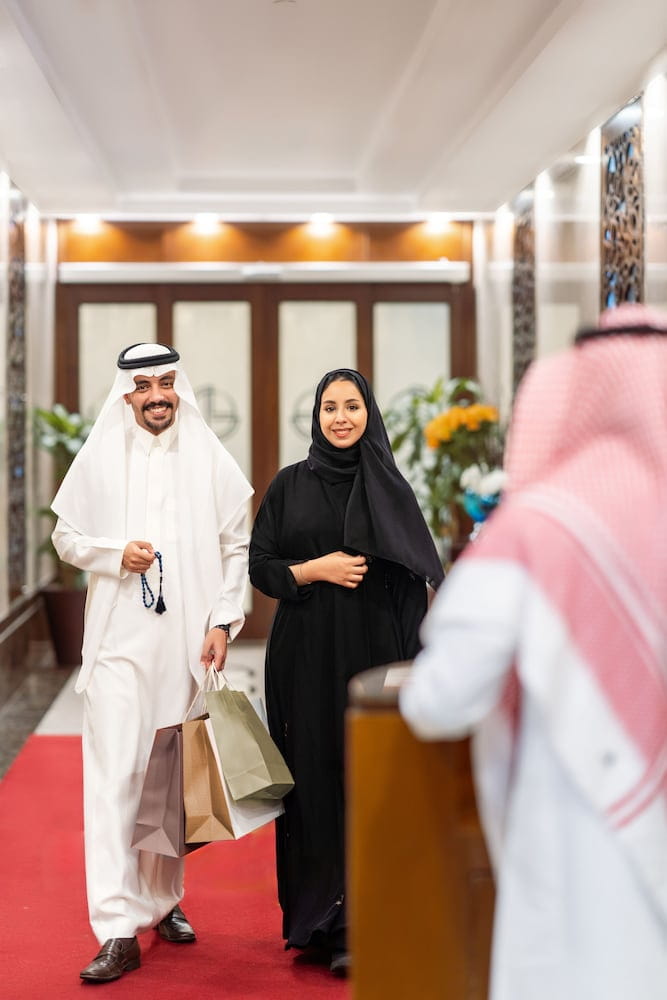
[
  {"left": 156, "top": 285, "right": 174, "bottom": 345},
  {"left": 450, "top": 282, "right": 477, "bottom": 377},
  {"left": 248, "top": 284, "right": 279, "bottom": 637},
  {"left": 356, "top": 286, "right": 373, "bottom": 383},
  {"left": 459, "top": 220, "right": 475, "bottom": 278},
  {"left": 251, "top": 285, "right": 278, "bottom": 506},
  {"left": 58, "top": 220, "right": 474, "bottom": 266},
  {"left": 365, "top": 221, "right": 472, "bottom": 263},
  {"left": 57, "top": 221, "right": 179, "bottom": 263},
  {"left": 55, "top": 284, "right": 80, "bottom": 411}
]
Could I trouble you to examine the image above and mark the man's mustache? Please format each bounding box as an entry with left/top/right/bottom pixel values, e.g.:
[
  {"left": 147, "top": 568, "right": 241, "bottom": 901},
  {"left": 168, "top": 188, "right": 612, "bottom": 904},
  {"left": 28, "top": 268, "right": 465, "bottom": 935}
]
[{"left": 143, "top": 400, "right": 173, "bottom": 413}]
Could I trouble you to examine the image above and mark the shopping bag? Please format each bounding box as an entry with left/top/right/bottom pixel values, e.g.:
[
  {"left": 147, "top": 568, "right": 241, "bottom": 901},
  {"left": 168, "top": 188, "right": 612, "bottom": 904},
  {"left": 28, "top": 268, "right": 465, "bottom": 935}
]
[
  {"left": 198, "top": 716, "right": 285, "bottom": 839},
  {"left": 131, "top": 722, "right": 205, "bottom": 858},
  {"left": 205, "top": 675, "right": 295, "bottom": 802},
  {"left": 182, "top": 715, "right": 234, "bottom": 844}
]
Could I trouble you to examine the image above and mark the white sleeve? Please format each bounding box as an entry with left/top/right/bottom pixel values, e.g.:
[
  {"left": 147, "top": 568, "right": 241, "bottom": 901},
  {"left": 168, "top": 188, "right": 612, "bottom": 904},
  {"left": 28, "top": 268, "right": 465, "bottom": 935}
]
[
  {"left": 207, "top": 500, "right": 251, "bottom": 638},
  {"left": 52, "top": 517, "right": 126, "bottom": 578},
  {"left": 399, "top": 558, "right": 526, "bottom": 740}
]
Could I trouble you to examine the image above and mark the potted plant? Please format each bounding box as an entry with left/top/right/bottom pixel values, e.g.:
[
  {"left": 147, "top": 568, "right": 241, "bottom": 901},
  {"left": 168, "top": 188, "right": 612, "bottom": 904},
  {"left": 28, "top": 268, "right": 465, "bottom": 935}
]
[
  {"left": 34, "top": 402, "right": 93, "bottom": 665},
  {"left": 384, "top": 377, "right": 505, "bottom": 563}
]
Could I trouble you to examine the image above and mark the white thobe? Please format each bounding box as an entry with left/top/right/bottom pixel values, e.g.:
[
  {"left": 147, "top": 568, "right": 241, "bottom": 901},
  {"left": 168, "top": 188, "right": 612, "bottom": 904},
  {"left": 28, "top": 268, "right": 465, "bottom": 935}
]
[
  {"left": 400, "top": 558, "right": 667, "bottom": 1000},
  {"left": 53, "top": 421, "right": 248, "bottom": 943}
]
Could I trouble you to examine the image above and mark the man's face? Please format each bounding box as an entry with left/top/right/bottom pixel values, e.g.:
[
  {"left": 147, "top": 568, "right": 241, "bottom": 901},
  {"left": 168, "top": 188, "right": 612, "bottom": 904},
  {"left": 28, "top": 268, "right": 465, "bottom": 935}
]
[{"left": 123, "top": 371, "right": 179, "bottom": 434}]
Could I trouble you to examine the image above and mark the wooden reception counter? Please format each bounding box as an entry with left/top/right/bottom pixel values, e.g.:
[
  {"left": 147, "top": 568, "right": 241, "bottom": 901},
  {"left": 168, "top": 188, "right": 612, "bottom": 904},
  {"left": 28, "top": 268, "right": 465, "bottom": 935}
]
[{"left": 347, "top": 664, "right": 494, "bottom": 999}]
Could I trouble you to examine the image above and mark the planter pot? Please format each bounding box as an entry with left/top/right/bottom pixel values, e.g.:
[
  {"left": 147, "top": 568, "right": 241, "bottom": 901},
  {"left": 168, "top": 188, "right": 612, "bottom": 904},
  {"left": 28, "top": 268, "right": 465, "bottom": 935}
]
[{"left": 42, "top": 586, "right": 87, "bottom": 667}]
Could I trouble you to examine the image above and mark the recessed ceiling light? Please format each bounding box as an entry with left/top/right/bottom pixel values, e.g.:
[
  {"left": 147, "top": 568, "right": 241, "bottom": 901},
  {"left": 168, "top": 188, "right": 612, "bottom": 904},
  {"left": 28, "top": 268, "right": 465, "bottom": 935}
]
[
  {"left": 423, "top": 213, "right": 451, "bottom": 235},
  {"left": 192, "top": 213, "right": 220, "bottom": 235},
  {"left": 73, "top": 214, "right": 102, "bottom": 234},
  {"left": 307, "top": 213, "right": 335, "bottom": 236}
]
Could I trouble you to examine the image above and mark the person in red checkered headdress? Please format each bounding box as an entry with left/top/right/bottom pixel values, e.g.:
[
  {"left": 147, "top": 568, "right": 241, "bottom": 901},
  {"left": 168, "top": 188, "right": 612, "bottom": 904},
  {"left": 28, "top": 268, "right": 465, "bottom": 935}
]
[{"left": 401, "top": 304, "right": 667, "bottom": 1000}]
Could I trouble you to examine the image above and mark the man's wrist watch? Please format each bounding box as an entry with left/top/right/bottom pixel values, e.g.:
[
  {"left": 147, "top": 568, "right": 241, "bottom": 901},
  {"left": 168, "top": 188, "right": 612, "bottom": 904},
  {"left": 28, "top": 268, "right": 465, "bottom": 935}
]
[{"left": 213, "top": 623, "right": 231, "bottom": 639}]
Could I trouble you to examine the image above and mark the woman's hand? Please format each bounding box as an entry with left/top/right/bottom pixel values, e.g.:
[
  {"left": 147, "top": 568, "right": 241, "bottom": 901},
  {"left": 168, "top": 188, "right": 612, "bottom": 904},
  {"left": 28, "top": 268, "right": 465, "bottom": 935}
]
[
  {"left": 292, "top": 551, "right": 368, "bottom": 589},
  {"left": 122, "top": 540, "right": 155, "bottom": 573}
]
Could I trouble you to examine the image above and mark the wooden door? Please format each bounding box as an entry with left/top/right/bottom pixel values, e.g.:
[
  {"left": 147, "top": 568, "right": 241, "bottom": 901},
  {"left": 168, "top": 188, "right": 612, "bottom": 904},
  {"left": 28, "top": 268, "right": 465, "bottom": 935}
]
[{"left": 55, "top": 281, "right": 474, "bottom": 637}]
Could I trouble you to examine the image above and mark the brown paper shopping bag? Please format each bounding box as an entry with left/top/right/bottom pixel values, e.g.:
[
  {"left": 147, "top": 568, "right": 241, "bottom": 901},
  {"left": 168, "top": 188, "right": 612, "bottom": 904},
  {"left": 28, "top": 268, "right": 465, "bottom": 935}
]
[
  {"left": 131, "top": 722, "right": 204, "bottom": 857},
  {"left": 205, "top": 676, "right": 294, "bottom": 802},
  {"left": 182, "top": 715, "right": 284, "bottom": 843},
  {"left": 182, "top": 716, "right": 234, "bottom": 844}
]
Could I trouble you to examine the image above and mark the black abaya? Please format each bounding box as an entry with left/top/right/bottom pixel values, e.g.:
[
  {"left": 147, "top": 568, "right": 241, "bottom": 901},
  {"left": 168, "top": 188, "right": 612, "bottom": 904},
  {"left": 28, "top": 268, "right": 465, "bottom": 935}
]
[{"left": 249, "top": 461, "right": 427, "bottom": 951}]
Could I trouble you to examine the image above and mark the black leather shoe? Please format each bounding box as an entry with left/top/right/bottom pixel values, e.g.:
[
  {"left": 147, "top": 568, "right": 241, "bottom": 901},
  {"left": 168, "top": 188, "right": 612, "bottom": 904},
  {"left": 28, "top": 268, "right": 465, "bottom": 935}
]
[
  {"left": 80, "top": 937, "right": 140, "bottom": 982},
  {"left": 157, "top": 904, "right": 196, "bottom": 943},
  {"left": 329, "top": 949, "right": 351, "bottom": 977}
]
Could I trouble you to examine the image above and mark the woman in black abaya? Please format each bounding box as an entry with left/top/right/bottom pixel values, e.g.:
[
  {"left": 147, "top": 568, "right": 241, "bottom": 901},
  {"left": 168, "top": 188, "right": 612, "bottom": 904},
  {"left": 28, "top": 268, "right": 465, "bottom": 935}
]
[{"left": 249, "top": 369, "right": 443, "bottom": 976}]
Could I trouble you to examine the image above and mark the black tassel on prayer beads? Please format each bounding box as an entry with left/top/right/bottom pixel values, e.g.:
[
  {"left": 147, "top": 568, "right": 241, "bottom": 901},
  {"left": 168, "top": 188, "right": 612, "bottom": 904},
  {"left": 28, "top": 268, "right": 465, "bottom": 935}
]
[{"left": 141, "top": 550, "right": 167, "bottom": 614}]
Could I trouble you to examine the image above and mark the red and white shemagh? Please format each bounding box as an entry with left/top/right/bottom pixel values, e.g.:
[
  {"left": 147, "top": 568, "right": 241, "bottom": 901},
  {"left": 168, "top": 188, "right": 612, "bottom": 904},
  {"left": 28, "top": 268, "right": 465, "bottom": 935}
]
[{"left": 465, "top": 307, "right": 667, "bottom": 917}]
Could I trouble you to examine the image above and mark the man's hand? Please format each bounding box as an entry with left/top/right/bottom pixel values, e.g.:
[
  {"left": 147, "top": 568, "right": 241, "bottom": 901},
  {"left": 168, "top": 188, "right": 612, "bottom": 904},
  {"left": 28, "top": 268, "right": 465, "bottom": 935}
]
[
  {"left": 200, "top": 628, "right": 228, "bottom": 672},
  {"left": 122, "top": 541, "right": 155, "bottom": 574}
]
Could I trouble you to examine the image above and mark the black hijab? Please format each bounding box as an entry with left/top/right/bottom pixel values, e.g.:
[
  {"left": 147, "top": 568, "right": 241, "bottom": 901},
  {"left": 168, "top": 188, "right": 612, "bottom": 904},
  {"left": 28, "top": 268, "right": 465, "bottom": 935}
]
[{"left": 307, "top": 369, "right": 444, "bottom": 588}]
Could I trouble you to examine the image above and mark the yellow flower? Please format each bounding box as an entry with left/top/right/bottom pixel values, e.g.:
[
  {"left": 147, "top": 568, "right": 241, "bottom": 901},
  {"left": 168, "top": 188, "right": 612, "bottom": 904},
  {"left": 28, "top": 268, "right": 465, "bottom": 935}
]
[{"left": 424, "top": 404, "right": 498, "bottom": 447}]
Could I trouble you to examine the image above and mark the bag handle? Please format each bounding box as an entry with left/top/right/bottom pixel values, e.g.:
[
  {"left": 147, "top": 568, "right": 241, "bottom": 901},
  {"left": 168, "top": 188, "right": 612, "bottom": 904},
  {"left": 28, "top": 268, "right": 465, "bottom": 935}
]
[
  {"left": 206, "top": 668, "right": 239, "bottom": 693},
  {"left": 184, "top": 668, "right": 219, "bottom": 720}
]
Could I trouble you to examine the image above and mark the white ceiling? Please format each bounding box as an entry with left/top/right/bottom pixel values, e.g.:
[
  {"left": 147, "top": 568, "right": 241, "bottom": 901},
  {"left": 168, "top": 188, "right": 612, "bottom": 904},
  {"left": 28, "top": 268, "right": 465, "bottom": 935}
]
[{"left": 0, "top": 0, "right": 665, "bottom": 220}]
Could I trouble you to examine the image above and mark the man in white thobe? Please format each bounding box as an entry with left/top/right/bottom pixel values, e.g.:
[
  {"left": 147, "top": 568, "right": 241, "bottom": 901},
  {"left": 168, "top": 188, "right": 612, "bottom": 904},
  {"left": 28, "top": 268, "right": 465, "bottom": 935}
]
[
  {"left": 400, "top": 305, "right": 667, "bottom": 1000},
  {"left": 51, "top": 343, "right": 253, "bottom": 984}
]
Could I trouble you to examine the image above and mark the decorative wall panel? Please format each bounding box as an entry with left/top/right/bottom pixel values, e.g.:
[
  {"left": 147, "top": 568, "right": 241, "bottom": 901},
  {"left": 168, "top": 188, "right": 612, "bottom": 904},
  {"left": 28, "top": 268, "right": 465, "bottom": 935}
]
[
  {"left": 511, "top": 189, "right": 536, "bottom": 396},
  {"left": 601, "top": 98, "right": 644, "bottom": 309},
  {"left": 7, "top": 185, "right": 27, "bottom": 600},
  {"left": 643, "top": 73, "right": 667, "bottom": 308}
]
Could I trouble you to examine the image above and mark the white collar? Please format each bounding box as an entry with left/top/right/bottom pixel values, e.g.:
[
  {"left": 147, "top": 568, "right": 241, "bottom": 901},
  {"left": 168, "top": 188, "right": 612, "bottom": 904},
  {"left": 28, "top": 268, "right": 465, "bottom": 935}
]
[{"left": 130, "top": 410, "right": 179, "bottom": 454}]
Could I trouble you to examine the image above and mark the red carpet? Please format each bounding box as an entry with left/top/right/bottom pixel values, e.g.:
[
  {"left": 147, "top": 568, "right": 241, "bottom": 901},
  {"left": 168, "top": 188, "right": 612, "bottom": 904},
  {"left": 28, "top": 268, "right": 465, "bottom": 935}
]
[{"left": 0, "top": 735, "right": 349, "bottom": 1000}]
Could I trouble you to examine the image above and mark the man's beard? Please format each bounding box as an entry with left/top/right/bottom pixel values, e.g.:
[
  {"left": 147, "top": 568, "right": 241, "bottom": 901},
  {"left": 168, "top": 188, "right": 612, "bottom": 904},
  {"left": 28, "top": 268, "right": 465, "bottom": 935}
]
[{"left": 143, "top": 401, "right": 173, "bottom": 432}]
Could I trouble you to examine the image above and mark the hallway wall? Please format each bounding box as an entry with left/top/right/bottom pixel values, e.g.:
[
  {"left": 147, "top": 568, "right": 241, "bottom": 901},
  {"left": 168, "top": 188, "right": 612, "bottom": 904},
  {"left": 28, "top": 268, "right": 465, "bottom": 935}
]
[
  {"left": 0, "top": 181, "right": 56, "bottom": 624},
  {"left": 475, "top": 46, "right": 667, "bottom": 421}
]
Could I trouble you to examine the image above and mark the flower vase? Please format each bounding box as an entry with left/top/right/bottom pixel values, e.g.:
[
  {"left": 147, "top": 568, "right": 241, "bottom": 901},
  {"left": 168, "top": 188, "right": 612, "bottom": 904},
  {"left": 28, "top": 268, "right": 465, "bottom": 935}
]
[
  {"left": 462, "top": 489, "right": 501, "bottom": 543},
  {"left": 436, "top": 504, "right": 474, "bottom": 567}
]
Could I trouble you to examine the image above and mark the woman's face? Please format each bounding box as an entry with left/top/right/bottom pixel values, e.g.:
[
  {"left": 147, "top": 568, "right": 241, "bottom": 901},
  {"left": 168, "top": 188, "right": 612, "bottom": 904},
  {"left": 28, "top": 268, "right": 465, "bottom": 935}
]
[{"left": 319, "top": 378, "right": 368, "bottom": 449}]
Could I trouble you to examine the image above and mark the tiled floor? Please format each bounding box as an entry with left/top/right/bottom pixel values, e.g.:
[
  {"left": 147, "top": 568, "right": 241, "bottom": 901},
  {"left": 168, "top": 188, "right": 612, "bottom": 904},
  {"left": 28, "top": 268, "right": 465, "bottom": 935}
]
[
  {"left": 0, "top": 635, "right": 72, "bottom": 779},
  {"left": 0, "top": 640, "right": 266, "bottom": 776}
]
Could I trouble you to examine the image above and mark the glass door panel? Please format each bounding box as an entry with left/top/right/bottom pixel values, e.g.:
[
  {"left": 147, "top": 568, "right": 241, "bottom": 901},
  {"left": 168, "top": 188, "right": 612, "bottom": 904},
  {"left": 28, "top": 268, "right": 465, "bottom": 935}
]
[
  {"left": 173, "top": 300, "right": 253, "bottom": 615},
  {"left": 372, "top": 302, "right": 451, "bottom": 411},
  {"left": 79, "top": 303, "right": 157, "bottom": 420},
  {"left": 278, "top": 300, "right": 356, "bottom": 467},
  {"left": 173, "top": 301, "right": 251, "bottom": 480}
]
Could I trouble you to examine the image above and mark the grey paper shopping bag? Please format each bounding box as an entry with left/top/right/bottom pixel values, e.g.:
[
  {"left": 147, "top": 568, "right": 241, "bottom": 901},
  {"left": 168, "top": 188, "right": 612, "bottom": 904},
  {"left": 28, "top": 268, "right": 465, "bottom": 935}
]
[
  {"left": 202, "top": 716, "right": 284, "bottom": 837},
  {"left": 132, "top": 723, "right": 204, "bottom": 857},
  {"left": 205, "top": 679, "right": 294, "bottom": 802}
]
